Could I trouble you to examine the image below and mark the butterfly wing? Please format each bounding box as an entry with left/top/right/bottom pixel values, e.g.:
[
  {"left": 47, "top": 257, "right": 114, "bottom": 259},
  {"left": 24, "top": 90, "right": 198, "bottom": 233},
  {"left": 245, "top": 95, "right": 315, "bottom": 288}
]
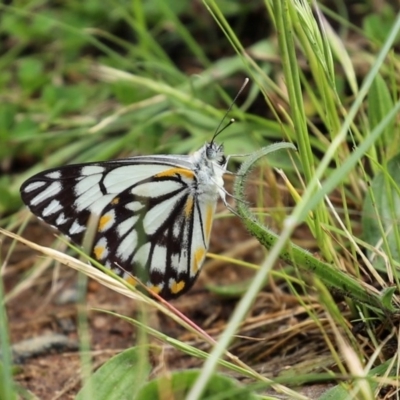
[
  {"left": 20, "top": 157, "right": 216, "bottom": 299},
  {"left": 92, "top": 173, "right": 215, "bottom": 298}
]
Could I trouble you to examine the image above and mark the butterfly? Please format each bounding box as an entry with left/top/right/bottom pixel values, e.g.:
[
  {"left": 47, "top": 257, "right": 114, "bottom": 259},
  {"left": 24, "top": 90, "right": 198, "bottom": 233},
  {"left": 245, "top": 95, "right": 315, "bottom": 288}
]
[
  {"left": 20, "top": 79, "right": 249, "bottom": 299},
  {"left": 20, "top": 137, "right": 232, "bottom": 299}
]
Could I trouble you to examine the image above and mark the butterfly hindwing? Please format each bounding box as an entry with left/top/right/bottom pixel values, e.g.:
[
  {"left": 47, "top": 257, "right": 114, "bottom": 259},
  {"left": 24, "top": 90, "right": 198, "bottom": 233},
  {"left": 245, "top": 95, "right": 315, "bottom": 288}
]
[{"left": 91, "top": 168, "right": 213, "bottom": 298}]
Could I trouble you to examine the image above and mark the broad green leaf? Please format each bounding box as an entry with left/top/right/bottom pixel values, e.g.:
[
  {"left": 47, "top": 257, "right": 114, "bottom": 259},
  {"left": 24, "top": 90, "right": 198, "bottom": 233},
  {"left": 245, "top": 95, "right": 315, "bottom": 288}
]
[
  {"left": 363, "top": 5, "right": 400, "bottom": 45},
  {"left": 367, "top": 73, "right": 396, "bottom": 158},
  {"left": 362, "top": 153, "right": 400, "bottom": 273},
  {"left": 17, "top": 58, "right": 47, "bottom": 95},
  {"left": 76, "top": 347, "right": 150, "bottom": 400},
  {"left": 136, "top": 369, "right": 259, "bottom": 400}
]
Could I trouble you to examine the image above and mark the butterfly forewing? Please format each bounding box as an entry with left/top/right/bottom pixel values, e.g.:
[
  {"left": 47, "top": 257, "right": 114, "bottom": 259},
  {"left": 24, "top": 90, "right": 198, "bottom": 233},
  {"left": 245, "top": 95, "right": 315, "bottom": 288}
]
[{"left": 20, "top": 149, "right": 223, "bottom": 299}]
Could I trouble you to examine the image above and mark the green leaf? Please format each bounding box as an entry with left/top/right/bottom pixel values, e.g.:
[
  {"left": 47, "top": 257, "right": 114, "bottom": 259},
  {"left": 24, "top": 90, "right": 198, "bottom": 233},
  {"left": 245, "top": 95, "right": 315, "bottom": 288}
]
[
  {"left": 368, "top": 73, "right": 396, "bottom": 156},
  {"left": 17, "top": 58, "right": 47, "bottom": 95},
  {"left": 319, "top": 358, "right": 396, "bottom": 400},
  {"left": 0, "top": 176, "right": 21, "bottom": 213},
  {"left": 76, "top": 347, "right": 151, "bottom": 400},
  {"left": 42, "top": 85, "right": 88, "bottom": 115},
  {"left": 207, "top": 277, "right": 258, "bottom": 298},
  {"left": 0, "top": 103, "right": 17, "bottom": 141},
  {"left": 362, "top": 153, "right": 400, "bottom": 273},
  {"left": 363, "top": 5, "right": 400, "bottom": 45},
  {"left": 380, "top": 287, "right": 397, "bottom": 310},
  {"left": 136, "top": 369, "right": 259, "bottom": 400}
]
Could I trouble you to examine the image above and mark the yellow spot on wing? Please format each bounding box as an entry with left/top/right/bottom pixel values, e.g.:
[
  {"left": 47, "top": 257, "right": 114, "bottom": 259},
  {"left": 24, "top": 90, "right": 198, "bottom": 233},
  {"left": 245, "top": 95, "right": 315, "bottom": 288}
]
[
  {"left": 148, "top": 285, "right": 162, "bottom": 295},
  {"left": 155, "top": 168, "right": 194, "bottom": 179},
  {"left": 185, "top": 196, "right": 194, "bottom": 217},
  {"left": 98, "top": 214, "right": 113, "bottom": 232},
  {"left": 192, "top": 247, "right": 206, "bottom": 274},
  {"left": 94, "top": 246, "right": 105, "bottom": 260},
  {"left": 111, "top": 197, "right": 120, "bottom": 205},
  {"left": 205, "top": 204, "right": 214, "bottom": 242},
  {"left": 170, "top": 280, "right": 185, "bottom": 294},
  {"left": 126, "top": 276, "right": 138, "bottom": 286}
]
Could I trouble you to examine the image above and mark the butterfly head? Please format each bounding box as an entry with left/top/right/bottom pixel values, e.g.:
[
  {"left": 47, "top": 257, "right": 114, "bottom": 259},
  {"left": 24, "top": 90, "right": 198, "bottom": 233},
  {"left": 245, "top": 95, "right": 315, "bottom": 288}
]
[{"left": 206, "top": 141, "right": 226, "bottom": 166}]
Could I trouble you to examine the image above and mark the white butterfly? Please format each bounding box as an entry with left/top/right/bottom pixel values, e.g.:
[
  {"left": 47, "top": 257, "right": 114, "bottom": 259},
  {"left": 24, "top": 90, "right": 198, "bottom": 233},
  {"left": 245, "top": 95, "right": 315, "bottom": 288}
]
[{"left": 20, "top": 138, "right": 229, "bottom": 299}]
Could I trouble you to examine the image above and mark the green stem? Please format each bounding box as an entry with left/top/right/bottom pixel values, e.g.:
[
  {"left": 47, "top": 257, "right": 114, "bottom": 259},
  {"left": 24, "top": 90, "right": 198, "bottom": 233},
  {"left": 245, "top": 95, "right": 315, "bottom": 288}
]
[{"left": 234, "top": 144, "right": 391, "bottom": 314}]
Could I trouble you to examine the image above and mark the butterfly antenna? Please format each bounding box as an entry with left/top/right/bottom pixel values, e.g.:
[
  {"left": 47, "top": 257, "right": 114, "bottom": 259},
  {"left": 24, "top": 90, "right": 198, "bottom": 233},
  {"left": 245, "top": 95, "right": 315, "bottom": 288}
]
[{"left": 211, "top": 77, "right": 249, "bottom": 143}]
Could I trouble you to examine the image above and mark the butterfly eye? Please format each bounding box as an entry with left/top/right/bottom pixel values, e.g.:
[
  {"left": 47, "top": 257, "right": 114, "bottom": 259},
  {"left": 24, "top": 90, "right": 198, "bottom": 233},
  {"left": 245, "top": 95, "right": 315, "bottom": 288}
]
[
  {"left": 208, "top": 144, "right": 225, "bottom": 165},
  {"left": 206, "top": 143, "right": 221, "bottom": 160},
  {"left": 205, "top": 145, "right": 214, "bottom": 159}
]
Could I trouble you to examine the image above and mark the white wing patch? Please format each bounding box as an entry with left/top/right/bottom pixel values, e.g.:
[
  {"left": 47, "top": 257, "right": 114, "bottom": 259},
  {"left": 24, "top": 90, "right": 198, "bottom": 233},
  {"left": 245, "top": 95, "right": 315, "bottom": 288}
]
[
  {"left": 133, "top": 242, "right": 151, "bottom": 267},
  {"left": 130, "top": 179, "right": 183, "bottom": 198},
  {"left": 149, "top": 245, "right": 167, "bottom": 275},
  {"left": 23, "top": 181, "right": 46, "bottom": 193},
  {"left": 42, "top": 199, "right": 62, "bottom": 217},
  {"left": 116, "top": 215, "right": 139, "bottom": 238},
  {"left": 30, "top": 181, "right": 62, "bottom": 206},
  {"left": 125, "top": 201, "right": 144, "bottom": 212},
  {"left": 69, "top": 220, "right": 86, "bottom": 235},
  {"left": 81, "top": 166, "right": 105, "bottom": 175},
  {"left": 104, "top": 164, "right": 170, "bottom": 191},
  {"left": 56, "top": 212, "right": 69, "bottom": 225},
  {"left": 74, "top": 174, "right": 103, "bottom": 196},
  {"left": 45, "top": 171, "right": 61, "bottom": 179},
  {"left": 116, "top": 230, "right": 139, "bottom": 262},
  {"left": 142, "top": 192, "right": 183, "bottom": 235}
]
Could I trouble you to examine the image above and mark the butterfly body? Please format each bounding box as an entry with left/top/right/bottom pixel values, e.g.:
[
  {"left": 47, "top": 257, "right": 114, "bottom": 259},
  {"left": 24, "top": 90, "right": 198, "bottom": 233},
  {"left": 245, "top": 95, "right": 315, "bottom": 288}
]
[{"left": 20, "top": 142, "right": 228, "bottom": 299}]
